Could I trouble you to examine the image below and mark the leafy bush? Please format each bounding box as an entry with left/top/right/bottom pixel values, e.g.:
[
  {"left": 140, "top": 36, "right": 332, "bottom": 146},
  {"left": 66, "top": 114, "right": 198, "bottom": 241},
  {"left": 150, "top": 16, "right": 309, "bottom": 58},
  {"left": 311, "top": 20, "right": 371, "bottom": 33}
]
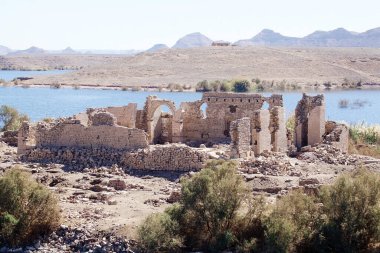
[
  {"left": 264, "top": 191, "right": 322, "bottom": 253},
  {"left": 138, "top": 160, "right": 265, "bottom": 252},
  {"left": 219, "top": 80, "right": 232, "bottom": 92},
  {"left": 138, "top": 165, "right": 380, "bottom": 252},
  {"left": 0, "top": 168, "right": 60, "bottom": 246},
  {"left": 177, "top": 160, "right": 247, "bottom": 251},
  {"left": 196, "top": 80, "right": 212, "bottom": 92},
  {"left": 264, "top": 169, "right": 380, "bottom": 253},
  {"left": 137, "top": 211, "right": 183, "bottom": 253},
  {"left": 232, "top": 79, "right": 251, "bottom": 92},
  {"left": 0, "top": 105, "right": 29, "bottom": 131},
  {"left": 318, "top": 169, "right": 380, "bottom": 252}
]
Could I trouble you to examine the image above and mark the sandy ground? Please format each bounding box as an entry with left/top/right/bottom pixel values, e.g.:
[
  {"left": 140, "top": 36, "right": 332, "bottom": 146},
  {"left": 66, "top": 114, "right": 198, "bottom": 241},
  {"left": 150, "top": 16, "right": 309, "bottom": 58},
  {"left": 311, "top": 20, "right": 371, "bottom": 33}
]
[
  {"left": 1, "top": 47, "right": 380, "bottom": 88},
  {"left": 1, "top": 140, "right": 380, "bottom": 242}
]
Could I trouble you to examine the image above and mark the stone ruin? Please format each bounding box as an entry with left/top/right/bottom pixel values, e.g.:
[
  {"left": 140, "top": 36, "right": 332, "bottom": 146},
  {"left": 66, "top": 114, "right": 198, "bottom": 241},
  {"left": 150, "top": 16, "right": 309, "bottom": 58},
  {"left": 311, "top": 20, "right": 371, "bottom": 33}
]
[{"left": 17, "top": 92, "right": 349, "bottom": 171}]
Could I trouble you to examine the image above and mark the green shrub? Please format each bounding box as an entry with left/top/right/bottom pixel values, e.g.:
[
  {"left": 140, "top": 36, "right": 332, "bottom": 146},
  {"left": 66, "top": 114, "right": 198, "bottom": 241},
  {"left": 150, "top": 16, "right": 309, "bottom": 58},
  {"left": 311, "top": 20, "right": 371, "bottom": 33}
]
[
  {"left": 196, "top": 80, "right": 212, "bottom": 92},
  {"left": 232, "top": 79, "right": 251, "bottom": 92},
  {"left": 264, "top": 169, "right": 380, "bottom": 253},
  {"left": 0, "top": 168, "right": 60, "bottom": 246},
  {"left": 219, "top": 80, "right": 232, "bottom": 92},
  {"left": 318, "top": 169, "right": 380, "bottom": 252},
  {"left": 138, "top": 160, "right": 265, "bottom": 252},
  {"left": 264, "top": 190, "right": 322, "bottom": 253},
  {"left": 0, "top": 105, "right": 30, "bottom": 131},
  {"left": 177, "top": 160, "right": 246, "bottom": 251},
  {"left": 137, "top": 211, "right": 183, "bottom": 253}
]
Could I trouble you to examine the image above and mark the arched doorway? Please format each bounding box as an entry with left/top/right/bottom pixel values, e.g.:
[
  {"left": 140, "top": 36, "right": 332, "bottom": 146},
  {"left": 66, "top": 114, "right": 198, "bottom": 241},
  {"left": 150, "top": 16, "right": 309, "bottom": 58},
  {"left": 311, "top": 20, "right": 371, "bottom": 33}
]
[{"left": 149, "top": 104, "right": 174, "bottom": 144}]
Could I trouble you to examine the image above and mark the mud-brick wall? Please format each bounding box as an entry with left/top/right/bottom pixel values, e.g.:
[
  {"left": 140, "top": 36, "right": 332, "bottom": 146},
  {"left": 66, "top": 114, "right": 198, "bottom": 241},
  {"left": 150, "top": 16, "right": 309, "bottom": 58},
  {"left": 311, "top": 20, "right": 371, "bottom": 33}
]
[{"left": 35, "top": 122, "right": 148, "bottom": 149}]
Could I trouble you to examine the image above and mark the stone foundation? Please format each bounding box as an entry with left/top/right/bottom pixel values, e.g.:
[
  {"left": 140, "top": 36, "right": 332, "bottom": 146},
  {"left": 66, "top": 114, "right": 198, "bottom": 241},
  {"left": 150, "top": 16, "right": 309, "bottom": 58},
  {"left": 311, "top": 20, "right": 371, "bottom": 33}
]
[{"left": 22, "top": 144, "right": 207, "bottom": 172}]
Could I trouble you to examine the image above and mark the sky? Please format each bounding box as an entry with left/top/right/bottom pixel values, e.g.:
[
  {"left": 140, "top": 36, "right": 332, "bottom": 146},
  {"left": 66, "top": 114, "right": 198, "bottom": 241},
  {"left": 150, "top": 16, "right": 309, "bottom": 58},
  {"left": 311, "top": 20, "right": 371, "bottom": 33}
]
[{"left": 1, "top": 0, "right": 380, "bottom": 50}]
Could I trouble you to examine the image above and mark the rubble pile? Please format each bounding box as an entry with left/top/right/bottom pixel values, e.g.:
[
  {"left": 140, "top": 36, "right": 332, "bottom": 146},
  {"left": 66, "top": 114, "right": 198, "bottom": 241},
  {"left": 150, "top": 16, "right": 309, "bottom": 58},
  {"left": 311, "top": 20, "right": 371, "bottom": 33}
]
[
  {"left": 0, "top": 226, "right": 135, "bottom": 253},
  {"left": 297, "top": 144, "right": 359, "bottom": 165},
  {"left": 239, "top": 152, "right": 296, "bottom": 176},
  {"left": 0, "top": 130, "right": 18, "bottom": 146}
]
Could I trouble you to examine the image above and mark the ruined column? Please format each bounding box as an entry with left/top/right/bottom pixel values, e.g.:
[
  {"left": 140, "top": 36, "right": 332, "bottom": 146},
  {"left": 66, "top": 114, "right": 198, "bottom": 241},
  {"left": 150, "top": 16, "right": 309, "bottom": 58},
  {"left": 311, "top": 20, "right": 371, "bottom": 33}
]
[
  {"left": 17, "top": 121, "right": 36, "bottom": 155},
  {"left": 270, "top": 106, "right": 288, "bottom": 152},
  {"left": 294, "top": 94, "right": 325, "bottom": 149},
  {"left": 171, "top": 109, "right": 184, "bottom": 143},
  {"left": 229, "top": 117, "right": 251, "bottom": 158},
  {"left": 252, "top": 110, "right": 271, "bottom": 155}
]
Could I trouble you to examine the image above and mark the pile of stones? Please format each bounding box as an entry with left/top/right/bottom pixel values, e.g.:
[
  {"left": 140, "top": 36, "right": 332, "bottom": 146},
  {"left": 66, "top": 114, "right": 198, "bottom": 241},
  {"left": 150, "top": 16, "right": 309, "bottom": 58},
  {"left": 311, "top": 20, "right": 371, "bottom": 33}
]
[
  {"left": 297, "top": 144, "right": 359, "bottom": 165},
  {"left": 239, "top": 152, "right": 296, "bottom": 176},
  {"left": 0, "top": 225, "right": 135, "bottom": 253}
]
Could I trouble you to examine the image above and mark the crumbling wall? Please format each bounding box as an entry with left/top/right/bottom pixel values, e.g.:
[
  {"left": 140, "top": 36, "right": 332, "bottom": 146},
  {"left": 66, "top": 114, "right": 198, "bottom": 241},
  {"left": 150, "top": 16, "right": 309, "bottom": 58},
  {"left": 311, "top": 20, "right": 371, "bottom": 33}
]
[
  {"left": 252, "top": 110, "right": 271, "bottom": 155},
  {"left": 17, "top": 122, "right": 36, "bottom": 155},
  {"left": 295, "top": 94, "right": 325, "bottom": 149},
  {"left": 144, "top": 96, "right": 176, "bottom": 144},
  {"left": 121, "top": 144, "right": 207, "bottom": 171},
  {"left": 180, "top": 92, "right": 285, "bottom": 145},
  {"left": 324, "top": 121, "right": 349, "bottom": 152},
  {"left": 34, "top": 116, "right": 148, "bottom": 150},
  {"left": 23, "top": 144, "right": 207, "bottom": 172},
  {"left": 270, "top": 107, "right": 288, "bottom": 152},
  {"left": 90, "top": 111, "right": 117, "bottom": 126},
  {"left": 230, "top": 117, "right": 252, "bottom": 158},
  {"left": 104, "top": 104, "right": 137, "bottom": 128}
]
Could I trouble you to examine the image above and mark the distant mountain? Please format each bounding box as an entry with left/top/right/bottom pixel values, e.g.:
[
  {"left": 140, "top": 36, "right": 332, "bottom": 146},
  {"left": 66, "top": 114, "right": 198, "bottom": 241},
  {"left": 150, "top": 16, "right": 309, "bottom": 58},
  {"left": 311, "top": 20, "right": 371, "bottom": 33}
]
[
  {"left": 146, "top": 44, "right": 169, "bottom": 53},
  {"left": 0, "top": 45, "right": 11, "bottom": 55},
  {"left": 9, "top": 46, "right": 46, "bottom": 55},
  {"left": 61, "top": 47, "right": 78, "bottom": 54},
  {"left": 235, "top": 29, "right": 298, "bottom": 46},
  {"left": 234, "top": 27, "right": 380, "bottom": 47},
  {"left": 172, "top": 32, "right": 213, "bottom": 49}
]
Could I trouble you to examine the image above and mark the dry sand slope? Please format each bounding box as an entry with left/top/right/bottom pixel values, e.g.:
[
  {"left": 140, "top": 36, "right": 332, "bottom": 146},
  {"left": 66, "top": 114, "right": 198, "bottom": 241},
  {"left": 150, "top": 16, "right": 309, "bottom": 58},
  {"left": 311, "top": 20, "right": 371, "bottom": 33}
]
[{"left": 3, "top": 46, "right": 380, "bottom": 87}]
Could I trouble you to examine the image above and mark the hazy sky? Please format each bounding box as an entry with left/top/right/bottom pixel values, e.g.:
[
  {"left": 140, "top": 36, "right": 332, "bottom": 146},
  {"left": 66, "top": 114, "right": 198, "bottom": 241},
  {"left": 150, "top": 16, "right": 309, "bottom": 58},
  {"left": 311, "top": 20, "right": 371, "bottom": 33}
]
[{"left": 1, "top": 0, "right": 380, "bottom": 50}]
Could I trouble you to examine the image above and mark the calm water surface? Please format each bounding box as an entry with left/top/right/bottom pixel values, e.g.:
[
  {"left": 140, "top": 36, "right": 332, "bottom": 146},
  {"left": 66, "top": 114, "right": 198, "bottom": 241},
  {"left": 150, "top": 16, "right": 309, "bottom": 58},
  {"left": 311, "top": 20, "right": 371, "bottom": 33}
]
[
  {"left": 0, "top": 70, "right": 72, "bottom": 81},
  {"left": 0, "top": 86, "right": 379, "bottom": 124}
]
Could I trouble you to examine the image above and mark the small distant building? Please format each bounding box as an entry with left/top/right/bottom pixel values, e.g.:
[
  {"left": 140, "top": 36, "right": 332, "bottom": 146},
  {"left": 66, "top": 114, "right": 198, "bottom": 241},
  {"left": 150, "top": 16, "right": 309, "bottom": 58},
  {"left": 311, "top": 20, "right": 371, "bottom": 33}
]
[{"left": 212, "top": 40, "right": 231, "bottom": 46}]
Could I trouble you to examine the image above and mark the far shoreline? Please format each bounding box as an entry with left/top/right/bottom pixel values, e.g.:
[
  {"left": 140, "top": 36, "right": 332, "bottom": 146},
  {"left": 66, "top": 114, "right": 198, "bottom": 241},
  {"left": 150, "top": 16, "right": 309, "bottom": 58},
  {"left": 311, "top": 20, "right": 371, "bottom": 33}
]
[{"left": 2, "top": 82, "right": 380, "bottom": 93}]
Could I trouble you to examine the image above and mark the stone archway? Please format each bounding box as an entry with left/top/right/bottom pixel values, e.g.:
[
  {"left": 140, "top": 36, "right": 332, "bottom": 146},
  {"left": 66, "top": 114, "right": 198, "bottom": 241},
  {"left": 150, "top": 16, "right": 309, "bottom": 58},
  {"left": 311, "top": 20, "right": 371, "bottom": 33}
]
[{"left": 146, "top": 99, "right": 176, "bottom": 144}]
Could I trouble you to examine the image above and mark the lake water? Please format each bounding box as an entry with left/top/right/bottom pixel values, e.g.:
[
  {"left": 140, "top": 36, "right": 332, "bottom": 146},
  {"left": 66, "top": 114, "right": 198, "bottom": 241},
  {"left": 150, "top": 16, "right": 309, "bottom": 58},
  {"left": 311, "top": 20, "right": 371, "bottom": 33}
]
[
  {"left": 0, "top": 70, "right": 72, "bottom": 81},
  {"left": 0, "top": 86, "right": 379, "bottom": 124}
]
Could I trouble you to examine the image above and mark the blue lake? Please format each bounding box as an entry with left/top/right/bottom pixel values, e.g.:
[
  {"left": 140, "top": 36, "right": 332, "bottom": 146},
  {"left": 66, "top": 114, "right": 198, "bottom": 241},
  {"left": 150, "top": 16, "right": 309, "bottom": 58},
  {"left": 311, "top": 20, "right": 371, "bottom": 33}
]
[
  {"left": 0, "top": 70, "right": 72, "bottom": 81},
  {"left": 0, "top": 86, "right": 379, "bottom": 124}
]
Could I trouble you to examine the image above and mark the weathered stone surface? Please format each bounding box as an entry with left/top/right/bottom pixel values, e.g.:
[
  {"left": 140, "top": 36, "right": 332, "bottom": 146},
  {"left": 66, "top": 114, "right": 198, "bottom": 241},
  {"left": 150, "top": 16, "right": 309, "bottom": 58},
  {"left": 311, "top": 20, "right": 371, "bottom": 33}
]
[
  {"left": 324, "top": 121, "right": 349, "bottom": 152},
  {"left": 17, "top": 92, "right": 347, "bottom": 172},
  {"left": 0, "top": 130, "right": 18, "bottom": 146},
  {"left": 230, "top": 117, "right": 251, "bottom": 158},
  {"left": 295, "top": 93, "right": 325, "bottom": 149},
  {"left": 23, "top": 144, "right": 207, "bottom": 172},
  {"left": 108, "top": 179, "right": 127, "bottom": 191}
]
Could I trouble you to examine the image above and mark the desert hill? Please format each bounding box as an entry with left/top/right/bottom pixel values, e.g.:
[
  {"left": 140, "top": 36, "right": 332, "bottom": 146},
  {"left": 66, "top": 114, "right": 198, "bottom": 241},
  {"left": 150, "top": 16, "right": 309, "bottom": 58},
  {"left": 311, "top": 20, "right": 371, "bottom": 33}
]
[
  {"left": 172, "top": 32, "right": 213, "bottom": 48},
  {"left": 146, "top": 44, "right": 169, "bottom": 53},
  {"left": 235, "top": 27, "right": 380, "bottom": 47},
  {"left": 3, "top": 46, "right": 378, "bottom": 87}
]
